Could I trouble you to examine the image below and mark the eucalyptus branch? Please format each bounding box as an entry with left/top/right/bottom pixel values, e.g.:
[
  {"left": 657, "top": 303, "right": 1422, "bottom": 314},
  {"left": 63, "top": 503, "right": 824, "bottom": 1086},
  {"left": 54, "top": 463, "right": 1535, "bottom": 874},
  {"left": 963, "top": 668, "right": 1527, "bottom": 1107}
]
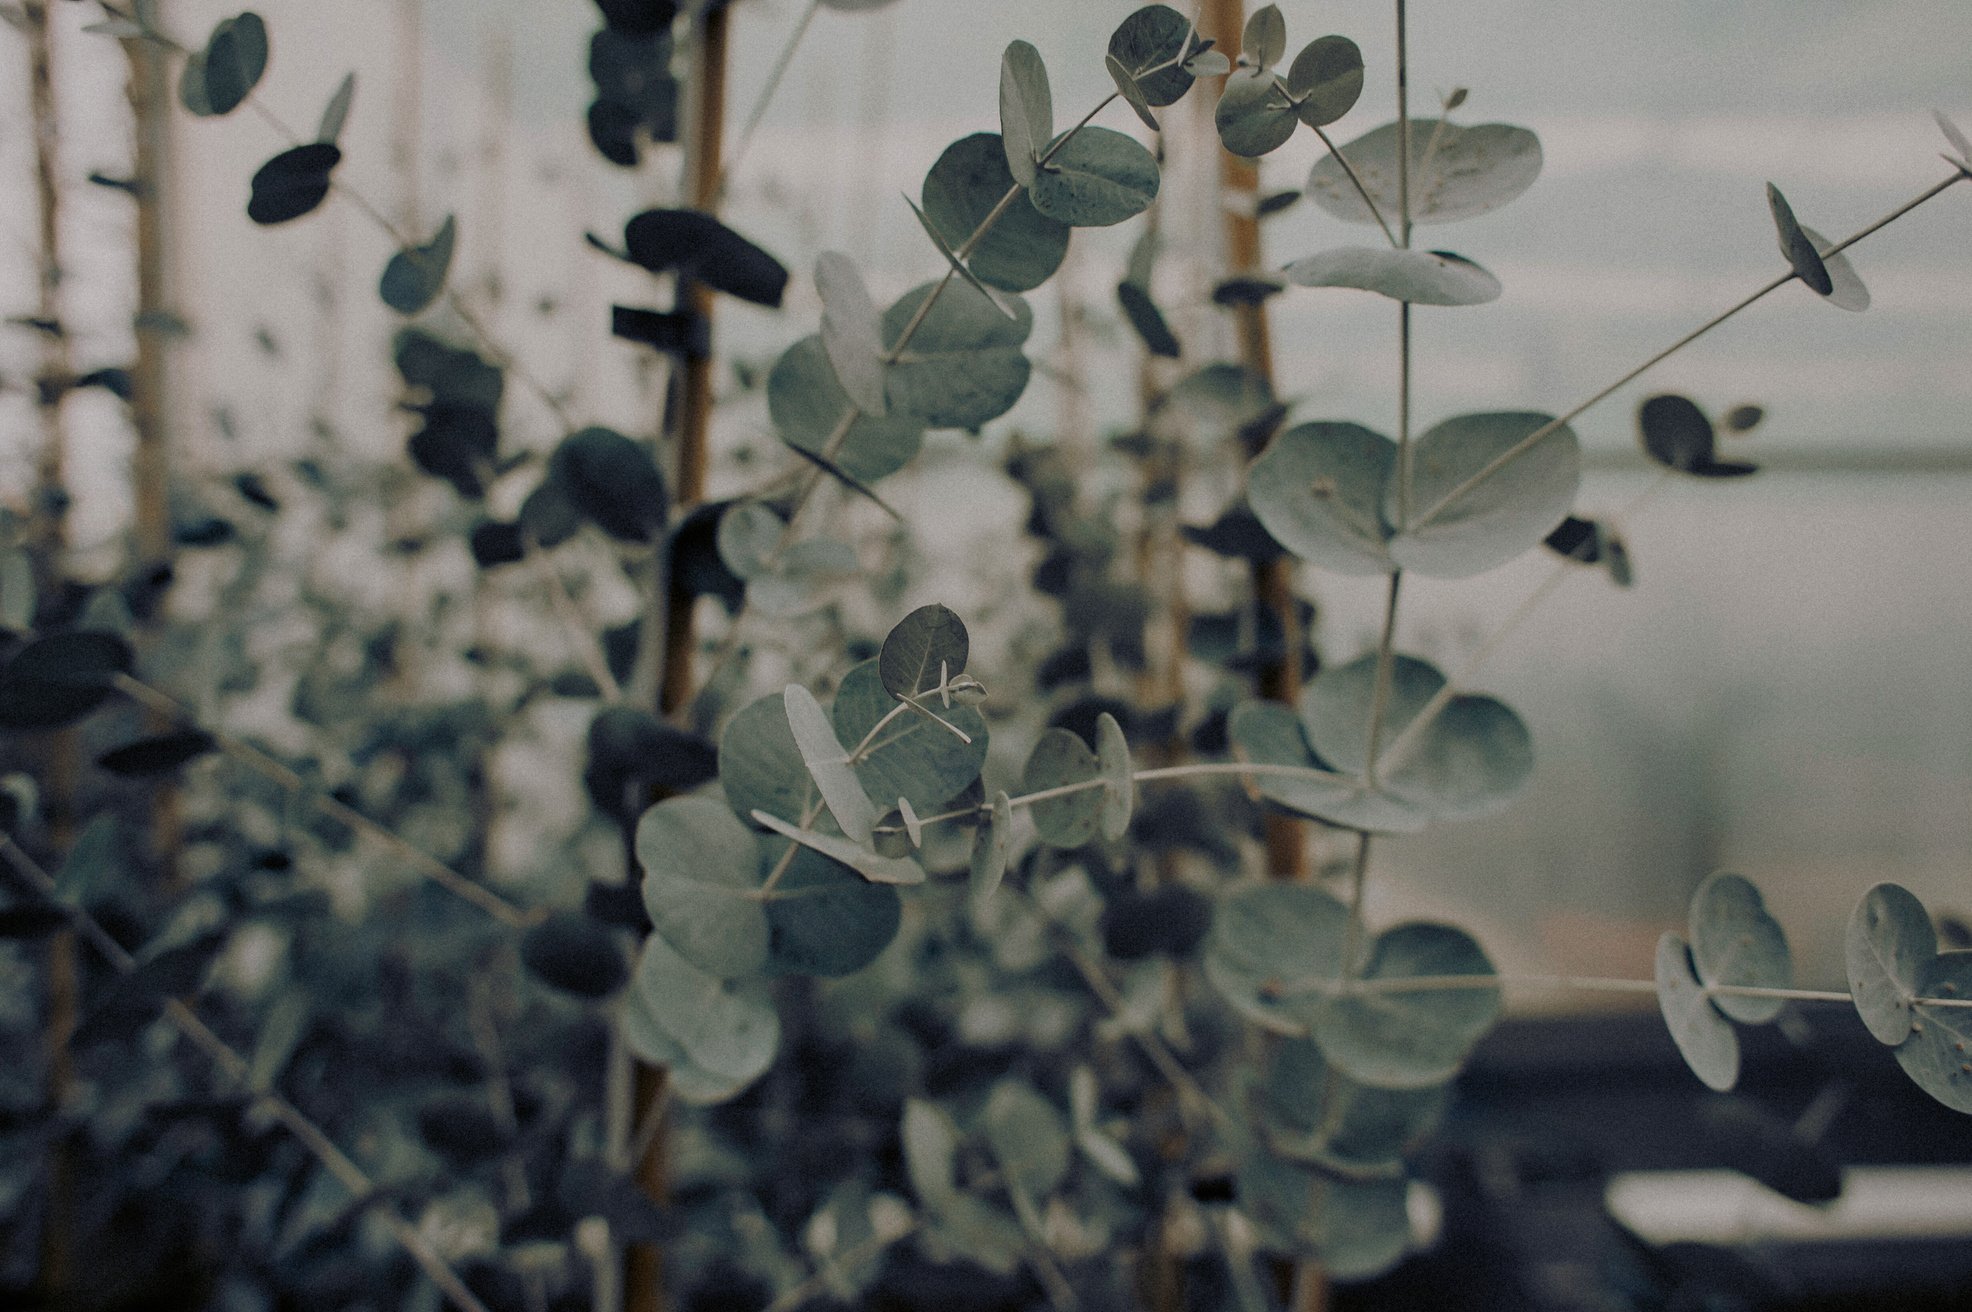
[
  {"left": 110, "top": 674, "right": 542, "bottom": 928},
  {"left": 1408, "top": 169, "right": 1972, "bottom": 533},
  {"left": 0, "top": 834, "right": 495, "bottom": 1312},
  {"left": 1271, "top": 968, "right": 1972, "bottom": 1010}
]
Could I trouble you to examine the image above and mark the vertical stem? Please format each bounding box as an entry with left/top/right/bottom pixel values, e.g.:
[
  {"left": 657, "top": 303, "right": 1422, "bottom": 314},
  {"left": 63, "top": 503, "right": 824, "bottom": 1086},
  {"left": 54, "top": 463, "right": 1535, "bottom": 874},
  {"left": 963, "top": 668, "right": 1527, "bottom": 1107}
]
[{"left": 1206, "top": 0, "right": 1304, "bottom": 882}]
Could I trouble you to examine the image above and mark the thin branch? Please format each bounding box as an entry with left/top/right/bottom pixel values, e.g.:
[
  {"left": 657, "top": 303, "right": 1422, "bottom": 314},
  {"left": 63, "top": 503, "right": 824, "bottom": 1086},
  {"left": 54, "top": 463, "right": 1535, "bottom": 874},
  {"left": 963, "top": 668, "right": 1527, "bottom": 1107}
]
[
  {"left": 711, "top": 0, "right": 821, "bottom": 206},
  {"left": 530, "top": 542, "right": 624, "bottom": 702},
  {"left": 1309, "top": 124, "right": 1397, "bottom": 247}
]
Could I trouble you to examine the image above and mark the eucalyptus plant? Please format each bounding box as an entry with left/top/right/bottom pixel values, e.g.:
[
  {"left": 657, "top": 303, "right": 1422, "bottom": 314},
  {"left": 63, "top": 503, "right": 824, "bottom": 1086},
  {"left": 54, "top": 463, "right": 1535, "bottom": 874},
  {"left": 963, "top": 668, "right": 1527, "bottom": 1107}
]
[{"left": 3, "top": 2, "right": 1971, "bottom": 1310}]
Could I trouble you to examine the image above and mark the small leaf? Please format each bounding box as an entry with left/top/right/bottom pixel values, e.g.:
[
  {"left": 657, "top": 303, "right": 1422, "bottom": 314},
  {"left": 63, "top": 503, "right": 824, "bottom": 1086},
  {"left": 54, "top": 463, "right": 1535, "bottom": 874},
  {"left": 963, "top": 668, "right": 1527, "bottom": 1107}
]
[
  {"left": 1183, "top": 48, "right": 1231, "bottom": 79},
  {"left": 815, "top": 251, "right": 889, "bottom": 415},
  {"left": 714, "top": 501, "right": 784, "bottom": 580},
  {"left": 1313, "top": 922, "right": 1501, "bottom": 1089},
  {"left": 1281, "top": 246, "right": 1501, "bottom": 306},
  {"left": 1262, "top": 1037, "right": 1450, "bottom": 1173},
  {"left": 879, "top": 604, "right": 969, "bottom": 698},
  {"left": 1723, "top": 404, "right": 1765, "bottom": 433},
  {"left": 96, "top": 730, "right": 216, "bottom": 777},
  {"left": 1021, "top": 727, "right": 1103, "bottom": 849},
  {"left": 522, "top": 913, "right": 628, "bottom": 999},
  {"left": 783, "top": 684, "right": 877, "bottom": 845},
  {"left": 1892, "top": 951, "right": 1972, "bottom": 1113},
  {"left": 1029, "top": 126, "right": 1160, "bottom": 228},
  {"left": 983, "top": 1079, "right": 1072, "bottom": 1201},
  {"left": 0, "top": 631, "right": 134, "bottom": 729},
  {"left": 1118, "top": 281, "right": 1181, "bottom": 357},
  {"left": 549, "top": 427, "right": 668, "bottom": 543},
  {"left": 380, "top": 214, "right": 457, "bottom": 316},
  {"left": 902, "top": 1099, "right": 961, "bottom": 1208},
  {"left": 0, "top": 550, "right": 35, "bottom": 632},
  {"left": 922, "top": 133, "right": 1070, "bottom": 293},
  {"left": 1845, "top": 882, "right": 1936, "bottom": 1046},
  {"left": 998, "top": 40, "right": 1052, "bottom": 189},
  {"left": 1216, "top": 71, "right": 1299, "bottom": 159},
  {"left": 1638, "top": 394, "right": 1756, "bottom": 478},
  {"left": 636, "top": 796, "right": 769, "bottom": 978},
  {"left": 1094, "top": 712, "right": 1134, "bottom": 842},
  {"left": 1236, "top": 1153, "right": 1411, "bottom": 1278},
  {"left": 1105, "top": 55, "right": 1160, "bottom": 132},
  {"left": 1766, "top": 183, "right": 1833, "bottom": 296},
  {"left": 181, "top": 12, "right": 267, "bottom": 118},
  {"left": 1243, "top": 5, "right": 1287, "bottom": 69},
  {"left": 1656, "top": 931, "right": 1740, "bottom": 1092},
  {"left": 1937, "top": 110, "right": 1972, "bottom": 168},
  {"left": 1800, "top": 225, "right": 1869, "bottom": 312},
  {"left": 1286, "top": 36, "right": 1363, "bottom": 128},
  {"left": 768, "top": 336, "right": 923, "bottom": 482},
  {"left": 623, "top": 208, "right": 789, "bottom": 308},
  {"left": 833, "top": 659, "right": 988, "bottom": 814},
  {"left": 1202, "top": 883, "right": 1352, "bottom": 1035},
  {"left": 317, "top": 71, "right": 357, "bottom": 144},
  {"left": 623, "top": 933, "right": 779, "bottom": 1095},
  {"left": 1107, "top": 4, "right": 1197, "bottom": 108},
  {"left": 970, "top": 791, "right": 1012, "bottom": 905},
  {"left": 1306, "top": 119, "right": 1541, "bottom": 228},
  {"left": 247, "top": 143, "right": 341, "bottom": 226},
  {"left": 1689, "top": 873, "right": 1793, "bottom": 1025}
]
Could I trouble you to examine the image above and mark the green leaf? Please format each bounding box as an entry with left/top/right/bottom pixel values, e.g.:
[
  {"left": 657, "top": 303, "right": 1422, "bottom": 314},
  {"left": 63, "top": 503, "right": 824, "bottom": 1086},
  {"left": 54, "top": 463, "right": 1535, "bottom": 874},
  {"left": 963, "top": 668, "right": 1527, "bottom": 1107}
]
[
  {"left": 761, "top": 844, "right": 900, "bottom": 977},
  {"left": 1107, "top": 5, "right": 1197, "bottom": 108},
  {"left": 636, "top": 796, "right": 769, "bottom": 978},
  {"left": 1226, "top": 699, "right": 1425, "bottom": 834},
  {"left": 1892, "top": 951, "right": 1972, "bottom": 1113},
  {"left": 247, "top": 143, "right": 340, "bottom": 226},
  {"left": 623, "top": 933, "right": 779, "bottom": 1098},
  {"left": 1236, "top": 1152, "right": 1411, "bottom": 1278},
  {"left": 983, "top": 1079, "right": 1072, "bottom": 1200},
  {"left": 767, "top": 336, "right": 924, "bottom": 483},
  {"left": 1392, "top": 411, "right": 1582, "bottom": 577},
  {"left": 1244, "top": 5, "right": 1287, "bottom": 69},
  {"left": 1306, "top": 119, "right": 1542, "bottom": 227},
  {"left": 1202, "top": 883, "right": 1352, "bottom": 1035},
  {"left": 316, "top": 71, "right": 356, "bottom": 144},
  {"left": 1800, "top": 225, "right": 1869, "bottom": 312},
  {"left": 0, "top": 631, "right": 134, "bottom": 729},
  {"left": 547, "top": 427, "right": 668, "bottom": 543},
  {"left": 1313, "top": 922, "right": 1500, "bottom": 1089},
  {"left": 832, "top": 658, "right": 987, "bottom": 814},
  {"left": 181, "top": 12, "right": 267, "bottom": 118},
  {"left": 970, "top": 791, "right": 1012, "bottom": 905},
  {"left": 1286, "top": 36, "right": 1363, "bottom": 128},
  {"left": 1094, "top": 712, "right": 1134, "bottom": 842},
  {"left": 1105, "top": 55, "right": 1160, "bottom": 132},
  {"left": 1766, "top": 182, "right": 1833, "bottom": 296},
  {"left": 1689, "top": 873, "right": 1793, "bottom": 1025},
  {"left": 878, "top": 604, "right": 969, "bottom": 698},
  {"left": 1118, "top": 280, "right": 1181, "bottom": 357},
  {"left": 1021, "top": 727, "right": 1103, "bottom": 849},
  {"left": 747, "top": 537, "right": 860, "bottom": 619},
  {"left": 1262, "top": 1037, "right": 1450, "bottom": 1174},
  {"left": 816, "top": 251, "right": 889, "bottom": 415},
  {"left": 881, "top": 282, "right": 1034, "bottom": 430},
  {"left": 521, "top": 913, "right": 628, "bottom": 999},
  {"left": 998, "top": 41, "right": 1052, "bottom": 189},
  {"left": 750, "top": 809, "right": 925, "bottom": 886},
  {"left": 1029, "top": 126, "right": 1160, "bottom": 228},
  {"left": 783, "top": 684, "right": 877, "bottom": 845},
  {"left": 379, "top": 214, "right": 457, "bottom": 316},
  {"left": 1281, "top": 246, "right": 1501, "bottom": 306},
  {"left": 1248, "top": 421, "right": 1396, "bottom": 575},
  {"left": 902, "top": 1099, "right": 961, "bottom": 1207},
  {"left": 1845, "top": 882, "right": 1936, "bottom": 1046},
  {"left": 1637, "top": 394, "right": 1756, "bottom": 478},
  {"left": 921, "top": 134, "right": 1070, "bottom": 293},
  {"left": 719, "top": 693, "right": 812, "bottom": 829},
  {"left": 0, "top": 550, "right": 35, "bottom": 633},
  {"left": 715, "top": 500, "right": 784, "bottom": 580},
  {"left": 1216, "top": 71, "right": 1299, "bottom": 159},
  {"left": 54, "top": 813, "right": 122, "bottom": 906},
  {"left": 902, "top": 193, "right": 1019, "bottom": 319},
  {"left": 1656, "top": 931, "right": 1739, "bottom": 1092}
]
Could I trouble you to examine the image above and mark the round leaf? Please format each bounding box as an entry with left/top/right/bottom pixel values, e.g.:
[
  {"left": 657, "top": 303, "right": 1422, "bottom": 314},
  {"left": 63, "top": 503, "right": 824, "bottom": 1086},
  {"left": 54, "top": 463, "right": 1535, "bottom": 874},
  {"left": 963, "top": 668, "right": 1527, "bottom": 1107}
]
[
  {"left": 1216, "top": 71, "right": 1300, "bottom": 159},
  {"left": 1236, "top": 1153, "right": 1411, "bottom": 1278},
  {"left": 183, "top": 12, "right": 267, "bottom": 117},
  {"left": 1243, "top": 5, "right": 1286, "bottom": 69},
  {"left": 922, "top": 134, "right": 1070, "bottom": 293},
  {"left": 768, "top": 335, "right": 924, "bottom": 483},
  {"left": 1107, "top": 4, "right": 1196, "bottom": 107},
  {"left": 1286, "top": 36, "right": 1363, "bottom": 128},
  {"left": 1637, "top": 394, "right": 1756, "bottom": 479},
  {"left": 1227, "top": 699, "right": 1426, "bottom": 834},
  {"left": 624, "top": 933, "right": 779, "bottom": 1093},
  {"left": 1307, "top": 119, "right": 1542, "bottom": 227},
  {"left": 762, "top": 844, "right": 901, "bottom": 978},
  {"left": 1391, "top": 411, "right": 1581, "bottom": 577},
  {"left": 1262, "top": 1037, "right": 1450, "bottom": 1173},
  {"left": 636, "top": 796, "right": 769, "bottom": 978},
  {"left": 1247, "top": 421, "right": 1396, "bottom": 575},
  {"left": 878, "top": 604, "right": 969, "bottom": 698},
  {"left": 715, "top": 501, "right": 784, "bottom": 580},
  {"left": 816, "top": 251, "right": 889, "bottom": 416},
  {"left": 1202, "top": 883, "right": 1351, "bottom": 1035},
  {"left": 1281, "top": 246, "right": 1501, "bottom": 306},
  {"left": 1313, "top": 922, "right": 1501, "bottom": 1089},
  {"left": 1846, "top": 882, "right": 1936, "bottom": 1046},
  {"left": 983, "top": 1079, "right": 1072, "bottom": 1200},
  {"left": 998, "top": 40, "right": 1052, "bottom": 189},
  {"left": 1029, "top": 127, "right": 1160, "bottom": 228},
  {"left": 1689, "top": 873, "right": 1793, "bottom": 1024},
  {"left": 1656, "top": 931, "right": 1740, "bottom": 1092},
  {"left": 1765, "top": 183, "right": 1833, "bottom": 296},
  {"left": 832, "top": 658, "right": 987, "bottom": 813},
  {"left": 247, "top": 143, "right": 341, "bottom": 226},
  {"left": 784, "top": 683, "right": 876, "bottom": 845},
  {"left": 380, "top": 214, "right": 457, "bottom": 316},
  {"left": 881, "top": 282, "right": 1034, "bottom": 430},
  {"left": 1094, "top": 711, "right": 1134, "bottom": 842},
  {"left": 1892, "top": 951, "right": 1972, "bottom": 1113},
  {"left": 719, "top": 693, "right": 812, "bottom": 829},
  {"left": 1021, "top": 727, "right": 1103, "bottom": 849},
  {"left": 0, "top": 632, "right": 134, "bottom": 729},
  {"left": 521, "top": 913, "right": 627, "bottom": 999},
  {"left": 1800, "top": 225, "right": 1869, "bottom": 312},
  {"left": 550, "top": 427, "right": 668, "bottom": 543}
]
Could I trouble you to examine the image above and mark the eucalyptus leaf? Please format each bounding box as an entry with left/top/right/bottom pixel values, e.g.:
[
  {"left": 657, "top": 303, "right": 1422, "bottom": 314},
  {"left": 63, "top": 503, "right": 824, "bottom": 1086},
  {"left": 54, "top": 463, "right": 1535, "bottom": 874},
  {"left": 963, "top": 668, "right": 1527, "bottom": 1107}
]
[
  {"left": 0, "top": 551, "right": 33, "bottom": 632},
  {"left": 1237, "top": 1153, "right": 1411, "bottom": 1278},
  {"left": 0, "top": 631, "right": 134, "bottom": 729},
  {"left": 983, "top": 1079, "right": 1072, "bottom": 1201},
  {"left": 1637, "top": 394, "right": 1756, "bottom": 478},
  {"left": 816, "top": 251, "right": 889, "bottom": 415},
  {"left": 1766, "top": 183, "right": 1833, "bottom": 296},
  {"left": 1892, "top": 951, "right": 1972, "bottom": 1113},
  {"left": 881, "top": 282, "right": 1033, "bottom": 429},
  {"left": 379, "top": 214, "right": 457, "bottom": 316},
  {"left": 1216, "top": 71, "right": 1300, "bottom": 159},
  {"left": 1247, "top": 421, "right": 1397, "bottom": 575},
  {"left": 1656, "top": 932, "right": 1740, "bottom": 1092},
  {"left": 247, "top": 143, "right": 341, "bottom": 226},
  {"left": 719, "top": 693, "right": 813, "bottom": 829},
  {"left": 768, "top": 336, "right": 924, "bottom": 483},
  {"left": 1203, "top": 883, "right": 1352, "bottom": 1035},
  {"left": 761, "top": 844, "right": 901, "bottom": 977},
  {"left": 1306, "top": 119, "right": 1541, "bottom": 227},
  {"left": 1800, "top": 225, "right": 1869, "bottom": 312},
  {"left": 922, "top": 134, "right": 1070, "bottom": 293},
  {"left": 715, "top": 501, "right": 784, "bottom": 580},
  {"left": 636, "top": 796, "right": 769, "bottom": 978},
  {"left": 1021, "top": 727, "right": 1104, "bottom": 849},
  {"left": 1107, "top": 4, "right": 1197, "bottom": 107},
  {"left": 1938, "top": 110, "right": 1972, "bottom": 167},
  {"left": 1263, "top": 1038, "right": 1449, "bottom": 1174},
  {"left": 1689, "top": 873, "right": 1793, "bottom": 1025},
  {"left": 1313, "top": 922, "right": 1500, "bottom": 1089},
  {"left": 1392, "top": 411, "right": 1581, "bottom": 577},
  {"left": 1846, "top": 882, "right": 1936, "bottom": 1046},
  {"left": 902, "top": 193, "right": 1020, "bottom": 319},
  {"left": 1243, "top": 5, "right": 1286, "bottom": 69},
  {"left": 1094, "top": 712, "right": 1134, "bottom": 842},
  {"left": 750, "top": 809, "right": 925, "bottom": 886},
  {"left": 1029, "top": 127, "right": 1160, "bottom": 228},
  {"left": 624, "top": 933, "right": 779, "bottom": 1092},
  {"left": 182, "top": 12, "right": 267, "bottom": 118},
  {"left": 1106, "top": 55, "right": 1160, "bottom": 132},
  {"left": 832, "top": 659, "right": 988, "bottom": 814},
  {"left": 1226, "top": 699, "right": 1426, "bottom": 834},
  {"left": 878, "top": 603, "right": 969, "bottom": 697},
  {"left": 903, "top": 1098, "right": 961, "bottom": 1206},
  {"left": 317, "top": 71, "right": 356, "bottom": 144},
  {"left": 783, "top": 684, "right": 877, "bottom": 845},
  {"left": 1286, "top": 36, "right": 1364, "bottom": 128},
  {"left": 522, "top": 913, "right": 628, "bottom": 999},
  {"left": 1281, "top": 246, "right": 1501, "bottom": 307},
  {"left": 1118, "top": 281, "right": 1181, "bottom": 357},
  {"left": 998, "top": 40, "right": 1052, "bottom": 189}
]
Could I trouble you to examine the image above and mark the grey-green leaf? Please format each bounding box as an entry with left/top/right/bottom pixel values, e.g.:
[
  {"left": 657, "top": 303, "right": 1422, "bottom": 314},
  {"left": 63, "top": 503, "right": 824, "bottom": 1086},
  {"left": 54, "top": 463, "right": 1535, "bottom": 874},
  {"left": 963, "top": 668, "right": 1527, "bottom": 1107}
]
[
  {"left": 761, "top": 844, "right": 901, "bottom": 977},
  {"left": 1029, "top": 127, "right": 1160, "bottom": 228},
  {"left": 903, "top": 194, "right": 1020, "bottom": 320},
  {"left": 783, "top": 683, "right": 877, "bottom": 845},
  {"left": 1766, "top": 183, "right": 1834, "bottom": 296},
  {"left": 1243, "top": 5, "right": 1286, "bottom": 69},
  {"left": 1236, "top": 1153, "right": 1411, "bottom": 1278},
  {"left": 720, "top": 693, "right": 813, "bottom": 829},
  {"left": 1227, "top": 700, "right": 1425, "bottom": 834},
  {"left": 1313, "top": 922, "right": 1500, "bottom": 1089},
  {"left": 1306, "top": 119, "right": 1542, "bottom": 227},
  {"left": 1262, "top": 1037, "right": 1450, "bottom": 1173},
  {"left": 1800, "top": 225, "right": 1869, "bottom": 312},
  {"left": 183, "top": 12, "right": 267, "bottom": 118},
  {"left": 983, "top": 1079, "right": 1072, "bottom": 1201},
  {"left": 1021, "top": 727, "right": 1104, "bottom": 849},
  {"left": 1094, "top": 712, "right": 1134, "bottom": 842},
  {"left": 1106, "top": 54, "right": 1160, "bottom": 132},
  {"left": 903, "top": 1099, "right": 961, "bottom": 1208},
  {"left": 624, "top": 934, "right": 779, "bottom": 1091},
  {"left": 922, "top": 133, "right": 1070, "bottom": 293},
  {"left": 1216, "top": 71, "right": 1300, "bottom": 159},
  {"left": 1286, "top": 36, "right": 1363, "bottom": 128},
  {"left": 1656, "top": 931, "right": 1740, "bottom": 1092},
  {"left": 878, "top": 603, "right": 969, "bottom": 697},
  {"left": 750, "top": 809, "right": 925, "bottom": 886},
  {"left": 1281, "top": 246, "right": 1501, "bottom": 306},
  {"left": 1202, "top": 883, "right": 1351, "bottom": 1035},
  {"left": 1846, "top": 882, "right": 1936, "bottom": 1046},
  {"left": 1892, "top": 951, "right": 1972, "bottom": 1113},
  {"left": 832, "top": 658, "right": 987, "bottom": 814},
  {"left": 317, "top": 71, "right": 356, "bottom": 145},
  {"left": 998, "top": 40, "right": 1052, "bottom": 189},
  {"left": 380, "top": 214, "right": 457, "bottom": 316},
  {"left": 715, "top": 501, "right": 784, "bottom": 580},
  {"left": 1107, "top": 4, "right": 1197, "bottom": 107},
  {"left": 1247, "top": 421, "right": 1396, "bottom": 575},
  {"left": 768, "top": 335, "right": 924, "bottom": 483},
  {"left": 882, "top": 281, "right": 1033, "bottom": 429},
  {"left": 1391, "top": 411, "right": 1580, "bottom": 577},
  {"left": 816, "top": 251, "right": 889, "bottom": 415},
  {"left": 636, "top": 796, "right": 769, "bottom": 978},
  {"left": 1689, "top": 873, "right": 1793, "bottom": 1025}
]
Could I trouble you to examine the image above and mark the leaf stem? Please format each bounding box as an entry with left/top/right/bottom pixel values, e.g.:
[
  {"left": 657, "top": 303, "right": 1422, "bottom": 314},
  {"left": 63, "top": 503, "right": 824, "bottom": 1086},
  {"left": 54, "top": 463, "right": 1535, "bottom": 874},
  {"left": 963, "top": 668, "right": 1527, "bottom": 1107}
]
[
  {"left": 711, "top": 0, "right": 819, "bottom": 207},
  {"left": 1310, "top": 124, "right": 1398, "bottom": 247}
]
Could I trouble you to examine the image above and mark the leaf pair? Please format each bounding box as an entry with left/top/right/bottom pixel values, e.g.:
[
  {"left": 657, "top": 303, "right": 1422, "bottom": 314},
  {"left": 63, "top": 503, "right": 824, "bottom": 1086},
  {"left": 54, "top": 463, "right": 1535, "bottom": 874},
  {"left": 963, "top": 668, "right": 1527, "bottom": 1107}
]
[
  {"left": 1846, "top": 883, "right": 1972, "bottom": 1113},
  {"left": 1655, "top": 873, "right": 1794, "bottom": 1092},
  {"left": 1215, "top": 36, "right": 1364, "bottom": 159}
]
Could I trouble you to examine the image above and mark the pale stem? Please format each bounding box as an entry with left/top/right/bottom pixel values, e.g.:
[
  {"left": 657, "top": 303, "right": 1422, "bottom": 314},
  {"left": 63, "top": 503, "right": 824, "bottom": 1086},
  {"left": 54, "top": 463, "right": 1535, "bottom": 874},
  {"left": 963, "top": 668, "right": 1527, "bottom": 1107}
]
[
  {"left": 711, "top": 0, "right": 820, "bottom": 206},
  {"left": 1310, "top": 124, "right": 1398, "bottom": 247},
  {"left": 1359, "top": 572, "right": 1405, "bottom": 789},
  {"left": 1395, "top": 0, "right": 1412, "bottom": 247},
  {"left": 0, "top": 834, "right": 494, "bottom": 1312},
  {"left": 757, "top": 797, "right": 826, "bottom": 896},
  {"left": 529, "top": 540, "right": 624, "bottom": 702},
  {"left": 845, "top": 700, "right": 912, "bottom": 762},
  {"left": 110, "top": 673, "right": 541, "bottom": 928},
  {"left": 1272, "top": 969, "right": 1972, "bottom": 1009}
]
